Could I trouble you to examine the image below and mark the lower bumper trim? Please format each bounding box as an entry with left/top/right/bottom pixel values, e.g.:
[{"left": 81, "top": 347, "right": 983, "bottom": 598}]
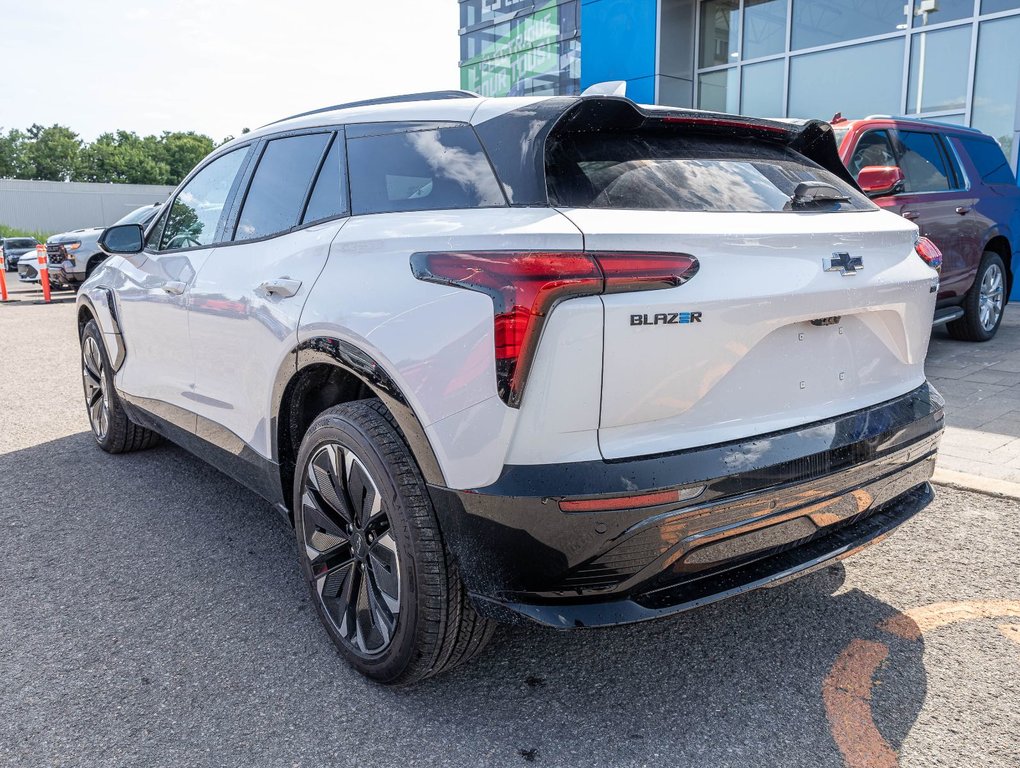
[{"left": 472, "top": 482, "right": 933, "bottom": 628}]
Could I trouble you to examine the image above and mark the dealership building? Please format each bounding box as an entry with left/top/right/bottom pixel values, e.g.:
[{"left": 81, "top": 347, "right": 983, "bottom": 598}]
[{"left": 459, "top": 0, "right": 1020, "bottom": 165}]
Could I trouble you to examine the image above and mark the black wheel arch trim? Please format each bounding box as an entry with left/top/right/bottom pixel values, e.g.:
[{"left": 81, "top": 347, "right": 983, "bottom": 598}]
[
  {"left": 271, "top": 336, "right": 446, "bottom": 488},
  {"left": 76, "top": 288, "right": 126, "bottom": 371}
]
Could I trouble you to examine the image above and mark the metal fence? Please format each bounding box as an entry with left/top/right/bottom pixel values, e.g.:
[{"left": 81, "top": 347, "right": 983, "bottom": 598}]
[{"left": 0, "top": 178, "right": 175, "bottom": 234}]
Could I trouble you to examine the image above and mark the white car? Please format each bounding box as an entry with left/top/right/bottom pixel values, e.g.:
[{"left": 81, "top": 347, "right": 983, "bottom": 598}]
[{"left": 77, "top": 90, "right": 944, "bottom": 684}]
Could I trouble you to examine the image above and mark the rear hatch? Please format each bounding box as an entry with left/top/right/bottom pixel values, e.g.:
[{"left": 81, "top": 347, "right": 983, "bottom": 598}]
[{"left": 547, "top": 126, "right": 937, "bottom": 460}]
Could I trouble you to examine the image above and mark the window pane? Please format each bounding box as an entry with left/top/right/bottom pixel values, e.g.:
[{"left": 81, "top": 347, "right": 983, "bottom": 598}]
[
  {"left": 303, "top": 135, "right": 348, "bottom": 224},
  {"left": 960, "top": 137, "right": 1017, "bottom": 184},
  {"left": 792, "top": 0, "right": 908, "bottom": 49},
  {"left": 982, "top": 0, "right": 1020, "bottom": 13},
  {"left": 897, "top": 131, "right": 952, "bottom": 192},
  {"left": 743, "top": 0, "right": 787, "bottom": 59},
  {"left": 546, "top": 133, "right": 873, "bottom": 212},
  {"left": 700, "top": 0, "right": 739, "bottom": 68},
  {"left": 347, "top": 125, "right": 505, "bottom": 215},
  {"left": 159, "top": 148, "right": 246, "bottom": 251},
  {"left": 848, "top": 130, "right": 897, "bottom": 177},
  {"left": 907, "top": 25, "right": 970, "bottom": 114},
  {"left": 788, "top": 39, "right": 904, "bottom": 120},
  {"left": 913, "top": 0, "right": 974, "bottom": 23},
  {"left": 698, "top": 68, "right": 739, "bottom": 113},
  {"left": 973, "top": 15, "right": 1020, "bottom": 162},
  {"left": 235, "top": 133, "right": 330, "bottom": 241},
  {"left": 740, "top": 59, "right": 784, "bottom": 117}
]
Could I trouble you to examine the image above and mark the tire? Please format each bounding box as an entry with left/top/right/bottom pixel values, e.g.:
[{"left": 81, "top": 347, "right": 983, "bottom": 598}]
[
  {"left": 80, "top": 320, "right": 161, "bottom": 453},
  {"left": 84, "top": 254, "right": 105, "bottom": 282},
  {"left": 948, "top": 251, "right": 1007, "bottom": 342},
  {"left": 293, "top": 399, "right": 495, "bottom": 685}
]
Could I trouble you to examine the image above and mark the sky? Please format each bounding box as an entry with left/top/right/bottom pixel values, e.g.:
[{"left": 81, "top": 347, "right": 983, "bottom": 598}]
[{"left": 0, "top": 0, "right": 460, "bottom": 142}]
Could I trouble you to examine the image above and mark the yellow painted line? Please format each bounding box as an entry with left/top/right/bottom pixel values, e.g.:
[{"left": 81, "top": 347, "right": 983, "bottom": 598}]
[{"left": 825, "top": 599, "right": 1020, "bottom": 768}]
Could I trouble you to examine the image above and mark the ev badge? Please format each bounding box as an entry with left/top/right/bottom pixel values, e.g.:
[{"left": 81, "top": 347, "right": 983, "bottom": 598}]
[{"left": 825, "top": 251, "right": 863, "bottom": 276}]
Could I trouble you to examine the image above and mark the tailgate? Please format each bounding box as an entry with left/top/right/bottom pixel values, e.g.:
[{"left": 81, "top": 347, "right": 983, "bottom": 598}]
[{"left": 558, "top": 208, "right": 937, "bottom": 460}]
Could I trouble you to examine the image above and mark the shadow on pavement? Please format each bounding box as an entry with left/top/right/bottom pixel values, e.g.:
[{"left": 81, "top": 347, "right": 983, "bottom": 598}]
[{"left": 0, "top": 433, "right": 928, "bottom": 767}]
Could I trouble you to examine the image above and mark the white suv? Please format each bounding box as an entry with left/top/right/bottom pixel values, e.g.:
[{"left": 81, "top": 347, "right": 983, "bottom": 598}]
[{"left": 78, "top": 91, "right": 945, "bottom": 684}]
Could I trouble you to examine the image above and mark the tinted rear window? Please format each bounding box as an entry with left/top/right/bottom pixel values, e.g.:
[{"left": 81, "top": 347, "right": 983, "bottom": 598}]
[
  {"left": 960, "top": 137, "right": 1016, "bottom": 186},
  {"left": 235, "top": 133, "right": 332, "bottom": 241},
  {"left": 346, "top": 124, "right": 505, "bottom": 215},
  {"left": 547, "top": 133, "right": 874, "bottom": 212}
]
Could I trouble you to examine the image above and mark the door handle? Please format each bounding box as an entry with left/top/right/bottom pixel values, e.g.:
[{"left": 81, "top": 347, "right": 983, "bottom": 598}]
[
  {"left": 956, "top": 206, "right": 971, "bottom": 215},
  {"left": 902, "top": 210, "right": 920, "bottom": 220},
  {"left": 257, "top": 277, "right": 302, "bottom": 298},
  {"left": 161, "top": 280, "right": 186, "bottom": 295}
]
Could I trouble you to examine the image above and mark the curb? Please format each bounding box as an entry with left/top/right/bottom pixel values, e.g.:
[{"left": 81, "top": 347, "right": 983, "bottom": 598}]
[{"left": 931, "top": 467, "right": 1020, "bottom": 501}]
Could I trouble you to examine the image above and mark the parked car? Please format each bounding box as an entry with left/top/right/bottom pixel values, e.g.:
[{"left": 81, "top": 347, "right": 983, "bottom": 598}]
[
  {"left": 833, "top": 116, "right": 1019, "bottom": 341},
  {"left": 16, "top": 250, "right": 42, "bottom": 283},
  {"left": 79, "top": 91, "right": 944, "bottom": 684},
  {"left": 47, "top": 203, "right": 162, "bottom": 289},
  {"left": 2, "top": 237, "right": 40, "bottom": 271}
]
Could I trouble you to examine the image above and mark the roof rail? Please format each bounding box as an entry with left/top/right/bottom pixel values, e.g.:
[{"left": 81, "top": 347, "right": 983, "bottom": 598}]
[{"left": 264, "top": 90, "right": 481, "bottom": 127}]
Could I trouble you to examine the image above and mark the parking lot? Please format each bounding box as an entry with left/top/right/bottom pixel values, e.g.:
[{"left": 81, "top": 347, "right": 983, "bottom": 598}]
[{"left": 1, "top": 278, "right": 1018, "bottom": 768}]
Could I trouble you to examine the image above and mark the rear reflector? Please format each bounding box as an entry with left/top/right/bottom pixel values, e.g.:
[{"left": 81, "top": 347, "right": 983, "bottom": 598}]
[
  {"left": 411, "top": 251, "right": 698, "bottom": 407},
  {"left": 559, "top": 485, "right": 706, "bottom": 512},
  {"left": 915, "top": 237, "right": 942, "bottom": 271}
]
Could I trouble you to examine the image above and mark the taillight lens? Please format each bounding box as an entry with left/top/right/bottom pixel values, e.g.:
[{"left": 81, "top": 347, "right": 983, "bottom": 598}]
[
  {"left": 411, "top": 251, "right": 698, "bottom": 406},
  {"left": 915, "top": 237, "right": 942, "bottom": 271}
]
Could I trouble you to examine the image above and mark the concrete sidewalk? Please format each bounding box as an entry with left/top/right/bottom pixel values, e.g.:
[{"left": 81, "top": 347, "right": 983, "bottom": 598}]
[{"left": 926, "top": 304, "right": 1020, "bottom": 496}]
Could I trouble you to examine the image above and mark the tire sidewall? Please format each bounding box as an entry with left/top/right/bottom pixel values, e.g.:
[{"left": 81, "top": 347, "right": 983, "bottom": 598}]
[{"left": 292, "top": 409, "right": 424, "bottom": 683}]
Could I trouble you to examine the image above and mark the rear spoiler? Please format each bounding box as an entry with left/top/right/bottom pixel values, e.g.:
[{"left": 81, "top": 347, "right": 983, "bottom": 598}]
[{"left": 473, "top": 96, "right": 856, "bottom": 207}]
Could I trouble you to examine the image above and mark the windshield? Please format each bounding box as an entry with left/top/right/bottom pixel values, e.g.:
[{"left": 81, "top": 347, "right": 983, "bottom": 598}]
[
  {"left": 6, "top": 238, "right": 37, "bottom": 249},
  {"left": 115, "top": 205, "right": 160, "bottom": 226}
]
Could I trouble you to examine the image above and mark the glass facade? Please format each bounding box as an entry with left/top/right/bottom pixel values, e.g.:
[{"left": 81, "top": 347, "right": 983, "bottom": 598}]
[
  {"left": 459, "top": 0, "right": 581, "bottom": 97},
  {"left": 692, "top": 0, "right": 1020, "bottom": 163}
]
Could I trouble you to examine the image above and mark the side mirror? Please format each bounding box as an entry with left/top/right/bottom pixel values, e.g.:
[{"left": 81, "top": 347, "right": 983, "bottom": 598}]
[
  {"left": 856, "top": 165, "right": 905, "bottom": 198},
  {"left": 98, "top": 224, "right": 144, "bottom": 255}
]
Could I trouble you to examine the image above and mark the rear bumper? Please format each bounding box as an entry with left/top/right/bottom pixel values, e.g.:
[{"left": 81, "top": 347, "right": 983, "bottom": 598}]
[{"left": 428, "top": 382, "right": 944, "bottom": 628}]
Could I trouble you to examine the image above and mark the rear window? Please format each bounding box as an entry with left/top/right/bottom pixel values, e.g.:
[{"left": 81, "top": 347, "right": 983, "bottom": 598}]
[
  {"left": 6, "top": 238, "right": 37, "bottom": 248},
  {"left": 546, "top": 133, "right": 874, "bottom": 213},
  {"left": 346, "top": 124, "right": 505, "bottom": 215},
  {"left": 960, "top": 137, "right": 1016, "bottom": 186}
]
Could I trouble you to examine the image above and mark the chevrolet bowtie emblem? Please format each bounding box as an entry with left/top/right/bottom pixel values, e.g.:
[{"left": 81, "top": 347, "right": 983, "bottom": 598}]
[{"left": 825, "top": 251, "right": 863, "bottom": 276}]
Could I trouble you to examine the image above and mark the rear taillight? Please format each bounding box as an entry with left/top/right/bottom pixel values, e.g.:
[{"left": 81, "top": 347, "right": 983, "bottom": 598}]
[
  {"left": 915, "top": 237, "right": 942, "bottom": 271},
  {"left": 411, "top": 251, "right": 698, "bottom": 407}
]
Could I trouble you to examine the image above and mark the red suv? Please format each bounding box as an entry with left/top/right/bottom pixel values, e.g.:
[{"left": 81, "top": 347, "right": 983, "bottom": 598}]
[{"left": 833, "top": 117, "right": 1019, "bottom": 341}]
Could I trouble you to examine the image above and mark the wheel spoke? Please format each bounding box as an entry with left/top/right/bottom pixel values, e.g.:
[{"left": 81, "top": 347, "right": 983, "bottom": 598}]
[
  {"left": 365, "top": 571, "right": 394, "bottom": 647},
  {"left": 345, "top": 455, "right": 379, "bottom": 529},
  {"left": 307, "top": 445, "right": 354, "bottom": 528},
  {"left": 368, "top": 532, "right": 400, "bottom": 610},
  {"left": 301, "top": 491, "right": 350, "bottom": 555}
]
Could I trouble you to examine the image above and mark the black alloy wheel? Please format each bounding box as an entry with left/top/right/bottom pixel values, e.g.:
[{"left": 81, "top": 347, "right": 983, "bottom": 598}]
[{"left": 300, "top": 442, "right": 401, "bottom": 656}]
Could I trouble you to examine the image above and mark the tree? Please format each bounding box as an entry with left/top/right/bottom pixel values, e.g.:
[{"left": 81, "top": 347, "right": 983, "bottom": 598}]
[
  {"left": 24, "top": 125, "right": 82, "bottom": 181},
  {"left": 76, "top": 131, "right": 170, "bottom": 184},
  {"left": 158, "top": 131, "right": 215, "bottom": 184},
  {"left": 0, "top": 129, "right": 31, "bottom": 178}
]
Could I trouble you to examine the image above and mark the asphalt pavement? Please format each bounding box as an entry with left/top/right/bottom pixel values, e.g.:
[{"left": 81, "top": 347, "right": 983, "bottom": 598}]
[{"left": 1, "top": 278, "right": 1019, "bottom": 768}]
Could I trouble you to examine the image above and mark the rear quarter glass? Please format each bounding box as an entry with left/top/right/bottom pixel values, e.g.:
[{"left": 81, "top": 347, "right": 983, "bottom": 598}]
[{"left": 346, "top": 124, "right": 505, "bottom": 215}]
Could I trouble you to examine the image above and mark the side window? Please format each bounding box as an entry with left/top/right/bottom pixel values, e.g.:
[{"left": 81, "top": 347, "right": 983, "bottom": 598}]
[
  {"left": 896, "top": 131, "right": 951, "bottom": 193},
  {"left": 849, "top": 130, "right": 897, "bottom": 177},
  {"left": 235, "top": 133, "right": 332, "bottom": 241},
  {"left": 960, "top": 137, "right": 1017, "bottom": 186},
  {"left": 346, "top": 124, "right": 505, "bottom": 215},
  {"left": 158, "top": 148, "right": 248, "bottom": 251},
  {"left": 302, "top": 133, "right": 349, "bottom": 225}
]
